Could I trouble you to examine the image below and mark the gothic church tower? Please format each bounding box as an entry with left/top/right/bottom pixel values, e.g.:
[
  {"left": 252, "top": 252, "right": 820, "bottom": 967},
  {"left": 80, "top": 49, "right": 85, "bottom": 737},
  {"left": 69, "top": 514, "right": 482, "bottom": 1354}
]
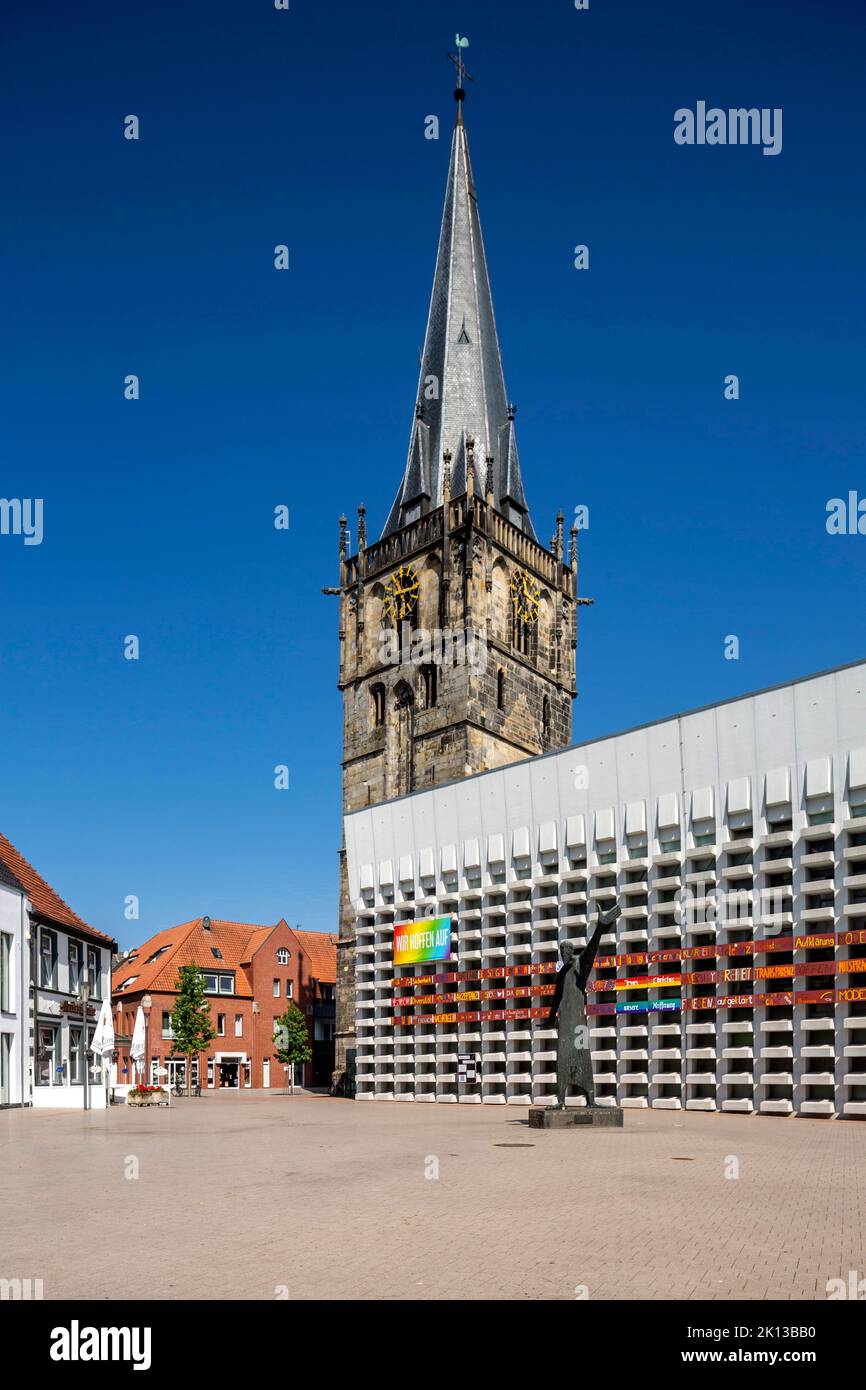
[{"left": 330, "top": 77, "right": 586, "bottom": 1087}]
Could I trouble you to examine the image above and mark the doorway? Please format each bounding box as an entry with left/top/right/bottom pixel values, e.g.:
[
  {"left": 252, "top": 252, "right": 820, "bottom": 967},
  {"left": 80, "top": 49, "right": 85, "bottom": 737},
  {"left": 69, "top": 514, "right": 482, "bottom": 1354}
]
[
  {"left": 0, "top": 1033, "right": 11, "bottom": 1104},
  {"left": 219, "top": 1061, "right": 239, "bottom": 1088}
]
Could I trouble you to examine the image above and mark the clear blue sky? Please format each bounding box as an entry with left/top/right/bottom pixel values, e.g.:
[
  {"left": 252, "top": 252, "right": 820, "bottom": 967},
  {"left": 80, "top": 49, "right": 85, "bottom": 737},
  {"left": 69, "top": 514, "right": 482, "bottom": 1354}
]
[{"left": 3, "top": 0, "right": 864, "bottom": 949}]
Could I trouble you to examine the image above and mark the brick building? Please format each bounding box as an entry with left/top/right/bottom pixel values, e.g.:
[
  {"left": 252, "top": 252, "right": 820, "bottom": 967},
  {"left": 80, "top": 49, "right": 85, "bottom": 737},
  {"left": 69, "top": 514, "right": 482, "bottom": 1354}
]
[{"left": 112, "top": 918, "right": 337, "bottom": 1091}]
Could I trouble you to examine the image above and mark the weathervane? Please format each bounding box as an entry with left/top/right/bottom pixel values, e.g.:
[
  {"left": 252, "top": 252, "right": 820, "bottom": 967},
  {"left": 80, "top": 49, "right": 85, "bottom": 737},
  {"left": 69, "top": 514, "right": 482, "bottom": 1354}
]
[{"left": 447, "top": 34, "right": 474, "bottom": 113}]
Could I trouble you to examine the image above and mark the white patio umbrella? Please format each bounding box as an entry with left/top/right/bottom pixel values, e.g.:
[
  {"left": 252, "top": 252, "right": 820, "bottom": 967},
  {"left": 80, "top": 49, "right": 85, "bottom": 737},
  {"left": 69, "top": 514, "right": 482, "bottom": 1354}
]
[
  {"left": 90, "top": 998, "right": 115, "bottom": 1103},
  {"left": 90, "top": 997, "right": 115, "bottom": 1058},
  {"left": 130, "top": 1004, "right": 146, "bottom": 1082}
]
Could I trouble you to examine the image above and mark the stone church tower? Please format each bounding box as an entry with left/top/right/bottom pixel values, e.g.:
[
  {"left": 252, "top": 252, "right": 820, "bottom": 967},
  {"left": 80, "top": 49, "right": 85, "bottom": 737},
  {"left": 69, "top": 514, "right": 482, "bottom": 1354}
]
[{"left": 329, "top": 81, "right": 587, "bottom": 1088}]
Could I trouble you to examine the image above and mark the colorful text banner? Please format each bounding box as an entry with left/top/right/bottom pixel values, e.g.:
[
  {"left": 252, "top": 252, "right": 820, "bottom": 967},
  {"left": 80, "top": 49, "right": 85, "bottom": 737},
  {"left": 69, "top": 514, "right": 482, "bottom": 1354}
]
[
  {"left": 615, "top": 974, "right": 681, "bottom": 991},
  {"left": 393, "top": 916, "right": 453, "bottom": 968}
]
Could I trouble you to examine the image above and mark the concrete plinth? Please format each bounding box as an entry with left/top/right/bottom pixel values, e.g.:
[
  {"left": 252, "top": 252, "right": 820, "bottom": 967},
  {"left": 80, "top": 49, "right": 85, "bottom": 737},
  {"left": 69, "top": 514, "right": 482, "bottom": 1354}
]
[{"left": 527, "top": 1105, "right": 623, "bottom": 1129}]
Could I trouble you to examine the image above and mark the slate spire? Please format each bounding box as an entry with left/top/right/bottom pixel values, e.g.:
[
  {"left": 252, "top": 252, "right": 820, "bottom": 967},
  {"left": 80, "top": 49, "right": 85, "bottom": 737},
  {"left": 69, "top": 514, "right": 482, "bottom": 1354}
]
[{"left": 382, "top": 94, "right": 535, "bottom": 539}]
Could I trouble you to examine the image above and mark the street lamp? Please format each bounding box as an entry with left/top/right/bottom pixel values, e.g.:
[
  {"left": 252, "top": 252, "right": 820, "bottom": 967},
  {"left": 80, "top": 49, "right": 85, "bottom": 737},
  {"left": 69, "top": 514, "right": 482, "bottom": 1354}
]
[
  {"left": 78, "top": 979, "right": 90, "bottom": 1111},
  {"left": 141, "top": 994, "right": 152, "bottom": 1086}
]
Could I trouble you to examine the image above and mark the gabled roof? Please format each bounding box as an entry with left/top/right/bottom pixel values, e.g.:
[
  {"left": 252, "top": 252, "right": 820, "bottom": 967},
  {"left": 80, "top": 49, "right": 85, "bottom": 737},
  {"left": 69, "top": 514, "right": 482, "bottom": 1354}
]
[
  {"left": 241, "top": 925, "right": 277, "bottom": 964},
  {"left": 382, "top": 106, "right": 535, "bottom": 539},
  {"left": 287, "top": 927, "right": 338, "bottom": 984},
  {"left": 111, "top": 919, "right": 338, "bottom": 998},
  {"left": 112, "top": 918, "right": 262, "bottom": 998},
  {"left": 0, "top": 857, "right": 24, "bottom": 895},
  {"left": 0, "top": 831, "right": 114, "bottom": 944}
]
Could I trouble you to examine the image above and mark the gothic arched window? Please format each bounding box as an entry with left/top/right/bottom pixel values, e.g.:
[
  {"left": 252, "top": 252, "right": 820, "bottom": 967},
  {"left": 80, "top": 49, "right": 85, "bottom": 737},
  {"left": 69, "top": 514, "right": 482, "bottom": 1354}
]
[
  {"left": 371, "top": 683, "right": 386, "bottom": 728},
  {"left": 513, "top": 609, "right": 536, "bottom": 659},
  {"left": 393, "top": 680, "right": 415, "bottom": 797},
  {"left": 421, "top": 664, "right": 437, "bottom": 709}
]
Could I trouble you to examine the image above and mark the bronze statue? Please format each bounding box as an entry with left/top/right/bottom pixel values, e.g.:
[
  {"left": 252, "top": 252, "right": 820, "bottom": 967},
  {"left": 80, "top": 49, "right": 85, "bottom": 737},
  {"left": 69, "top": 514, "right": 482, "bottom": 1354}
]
[{"left": 546, "top": 900, "right": 621, "bottom": 1109}]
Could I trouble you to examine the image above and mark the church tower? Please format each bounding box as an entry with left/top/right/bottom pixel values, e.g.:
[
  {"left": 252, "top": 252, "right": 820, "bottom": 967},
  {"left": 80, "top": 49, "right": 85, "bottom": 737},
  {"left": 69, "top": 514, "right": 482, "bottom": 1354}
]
[{"left": 329, "top": 68, "right": 587, "bottom": 1087}]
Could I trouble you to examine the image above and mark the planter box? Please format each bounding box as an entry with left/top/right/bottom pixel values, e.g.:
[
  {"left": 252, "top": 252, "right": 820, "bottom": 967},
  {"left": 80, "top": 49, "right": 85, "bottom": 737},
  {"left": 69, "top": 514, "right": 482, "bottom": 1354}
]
[{"left": 127, "top": 1089, "right": 169, "bottom": 1107}]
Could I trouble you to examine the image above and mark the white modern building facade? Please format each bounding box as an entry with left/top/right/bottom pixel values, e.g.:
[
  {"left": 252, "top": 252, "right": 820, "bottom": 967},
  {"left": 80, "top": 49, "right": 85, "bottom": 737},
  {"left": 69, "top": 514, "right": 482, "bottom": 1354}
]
[{"left": 344, "top": 659, "right": 866, "bottom": 1117}]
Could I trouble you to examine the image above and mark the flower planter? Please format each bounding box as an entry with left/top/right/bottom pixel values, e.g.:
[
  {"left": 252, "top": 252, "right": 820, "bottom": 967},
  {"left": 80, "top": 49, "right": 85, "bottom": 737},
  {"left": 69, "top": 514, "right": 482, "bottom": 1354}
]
[{"left": 127, "top": 1087, "right": 169, "bottom": 1107}]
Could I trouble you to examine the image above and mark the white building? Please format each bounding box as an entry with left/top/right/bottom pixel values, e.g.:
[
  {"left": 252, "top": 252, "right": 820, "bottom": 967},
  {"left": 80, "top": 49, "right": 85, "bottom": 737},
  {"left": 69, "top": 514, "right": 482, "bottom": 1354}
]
[
  {"left": 0, "top": 833, "right": 116, "bottom": 1109},
  {"left": 344, "top": 659, "right": 866, "bottom": 1117},
  {"left": 0, "top": 864, "right": 29, "bottom": 1107}
]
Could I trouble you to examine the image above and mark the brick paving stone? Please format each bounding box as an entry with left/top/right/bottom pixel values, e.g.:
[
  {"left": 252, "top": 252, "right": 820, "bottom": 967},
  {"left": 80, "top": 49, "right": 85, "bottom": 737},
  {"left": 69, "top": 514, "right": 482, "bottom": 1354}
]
[{"left": 1, "top": 1092, "right": 864, "bottom": 1300}]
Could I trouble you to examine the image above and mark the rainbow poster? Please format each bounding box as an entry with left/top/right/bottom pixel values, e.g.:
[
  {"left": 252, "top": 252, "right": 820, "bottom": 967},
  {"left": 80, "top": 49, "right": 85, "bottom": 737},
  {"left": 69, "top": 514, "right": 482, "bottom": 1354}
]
[{"left": 393, "top": 917, "right": 453, "bottom": 967}]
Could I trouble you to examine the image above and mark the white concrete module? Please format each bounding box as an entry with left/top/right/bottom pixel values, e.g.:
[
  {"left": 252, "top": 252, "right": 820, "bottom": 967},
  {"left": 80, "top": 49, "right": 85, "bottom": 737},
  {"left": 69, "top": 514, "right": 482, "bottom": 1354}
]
[{"left": 345, "top": 659, "right": 866, "bottom": 1116}]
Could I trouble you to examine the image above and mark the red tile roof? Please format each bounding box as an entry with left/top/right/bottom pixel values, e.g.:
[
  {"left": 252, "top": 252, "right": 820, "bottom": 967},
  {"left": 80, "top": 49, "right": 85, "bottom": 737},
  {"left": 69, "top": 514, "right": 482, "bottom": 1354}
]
[
  {"left": 241, "top": 926, "right": 275, "bottom": 964},
  {"left": 113, "top": 918, "right": 263, "bottom": 997},
  {"left": 288, "top": 927, "right": 338, "bottom": 983},
  {"left": 0, "top": 831, "right": 114, "bottom": 944},
  {"left": 113, "top": 919, "right": 338, "bottom": 997}
]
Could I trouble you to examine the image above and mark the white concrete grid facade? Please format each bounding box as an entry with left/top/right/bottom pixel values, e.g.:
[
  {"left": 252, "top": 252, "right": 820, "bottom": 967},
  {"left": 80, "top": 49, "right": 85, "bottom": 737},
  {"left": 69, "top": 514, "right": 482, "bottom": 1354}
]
[{"left": 344, "top": 660, "right": 866, "bottom": 1117}]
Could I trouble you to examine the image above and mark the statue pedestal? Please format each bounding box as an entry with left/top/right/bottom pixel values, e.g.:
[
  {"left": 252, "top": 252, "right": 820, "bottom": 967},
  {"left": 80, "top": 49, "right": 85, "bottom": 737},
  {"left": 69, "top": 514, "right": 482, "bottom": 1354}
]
[{"left": 528, "top": 1106, "right": 623, "bottom": 1130}]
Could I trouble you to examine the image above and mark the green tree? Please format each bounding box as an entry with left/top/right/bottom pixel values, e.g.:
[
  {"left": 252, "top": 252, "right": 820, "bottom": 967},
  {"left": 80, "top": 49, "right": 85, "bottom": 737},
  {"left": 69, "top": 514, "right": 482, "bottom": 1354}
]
[
  {"left": 170, "top": 965, "right": 216, "bottom": 1096},
  {"left": 273, "top": 1003, "right": 312, "bottom": 1094}
]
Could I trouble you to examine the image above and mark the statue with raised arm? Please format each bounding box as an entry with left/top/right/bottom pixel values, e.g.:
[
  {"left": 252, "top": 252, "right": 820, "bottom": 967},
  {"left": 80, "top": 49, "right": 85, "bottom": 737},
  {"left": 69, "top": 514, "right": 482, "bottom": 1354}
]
[{"left": 546, "top": 900, "right": 621, "bottom": 1109}]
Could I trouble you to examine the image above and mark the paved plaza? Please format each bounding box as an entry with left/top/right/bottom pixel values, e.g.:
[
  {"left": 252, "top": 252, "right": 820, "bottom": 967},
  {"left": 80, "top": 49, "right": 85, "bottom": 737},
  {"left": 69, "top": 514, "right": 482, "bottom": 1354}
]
[{"left": 2, "top": 1095, "right": 864, "bottom": 1301}]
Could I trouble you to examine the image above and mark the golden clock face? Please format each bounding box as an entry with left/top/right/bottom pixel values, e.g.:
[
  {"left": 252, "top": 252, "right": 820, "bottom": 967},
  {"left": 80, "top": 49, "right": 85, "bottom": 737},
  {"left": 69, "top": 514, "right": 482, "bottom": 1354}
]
[
  {"left": 383, "top": 565, "right": 420, "bottom": 622},
  {"left": 511, "top": 567, "right": 540, "bottom": 624}
]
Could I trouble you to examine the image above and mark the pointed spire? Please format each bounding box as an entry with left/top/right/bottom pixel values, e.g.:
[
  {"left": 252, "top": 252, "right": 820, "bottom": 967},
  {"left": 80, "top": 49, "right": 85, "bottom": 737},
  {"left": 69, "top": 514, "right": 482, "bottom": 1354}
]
[{"left": 382, "top": 70, "right": 535, "bottom": 540}]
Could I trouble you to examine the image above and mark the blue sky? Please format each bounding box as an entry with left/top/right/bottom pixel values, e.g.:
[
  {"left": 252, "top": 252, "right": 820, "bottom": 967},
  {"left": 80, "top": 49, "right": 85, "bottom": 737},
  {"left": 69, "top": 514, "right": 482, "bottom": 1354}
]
[{"left": 3, "top": 0, "right": 864, "bottom": 948}]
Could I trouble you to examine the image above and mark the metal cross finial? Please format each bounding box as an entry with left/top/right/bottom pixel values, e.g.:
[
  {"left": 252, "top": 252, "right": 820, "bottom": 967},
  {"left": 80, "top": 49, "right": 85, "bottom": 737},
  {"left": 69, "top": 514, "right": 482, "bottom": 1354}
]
[{"left": 447, "top": 35, "right": 474, "bottom": 115}]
